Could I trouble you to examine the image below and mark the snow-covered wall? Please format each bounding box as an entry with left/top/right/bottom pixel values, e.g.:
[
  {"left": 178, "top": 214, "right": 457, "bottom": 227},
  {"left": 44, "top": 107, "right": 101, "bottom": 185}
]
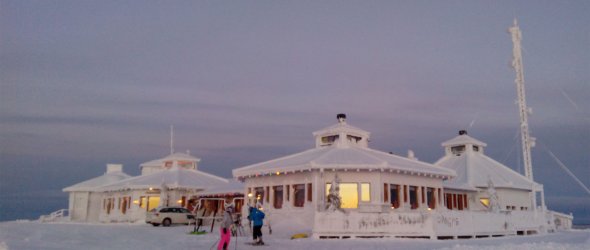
[{"left": 312, "top": 209, "right": 559, "bottom": 239}]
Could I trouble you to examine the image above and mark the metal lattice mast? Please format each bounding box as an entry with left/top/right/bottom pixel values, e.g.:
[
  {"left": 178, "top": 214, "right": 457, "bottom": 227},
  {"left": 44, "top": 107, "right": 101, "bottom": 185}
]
[
  {"left": 170, "top": 125, "right": 174, "bottom": 155},
  {"left": 509, "top": 19, "right": 538, "bottom": 210}
]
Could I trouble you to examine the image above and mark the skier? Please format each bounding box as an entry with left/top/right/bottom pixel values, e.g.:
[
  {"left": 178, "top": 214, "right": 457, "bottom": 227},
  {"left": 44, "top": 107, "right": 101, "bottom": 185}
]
[
  {"left": 217, "top": 204, "right": 234, "bottom": 250},
  {"left": 248, "top": 204, "right": 265, "bottom": 245}
]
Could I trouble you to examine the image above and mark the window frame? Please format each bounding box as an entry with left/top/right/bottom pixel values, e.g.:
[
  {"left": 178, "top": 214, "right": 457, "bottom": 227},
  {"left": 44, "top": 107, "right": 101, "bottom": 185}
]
[
  {"left": 293, "top": 184, "right": 305, "bottom": 208},
  {"left": 389, "top": 184, "right": 400, "bottom": 209},
  {"left": 273, "top": 185, "right": 283, "bottom": 209}
]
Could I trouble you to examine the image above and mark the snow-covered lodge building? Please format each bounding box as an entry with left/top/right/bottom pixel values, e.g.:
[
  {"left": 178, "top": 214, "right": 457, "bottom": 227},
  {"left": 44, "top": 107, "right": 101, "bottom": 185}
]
[
  {"left": 63, "top": 152, "right": 243, "bottom": 223},
  {"left": 233, "top": 114, "right": 573, "bottom": 239}
]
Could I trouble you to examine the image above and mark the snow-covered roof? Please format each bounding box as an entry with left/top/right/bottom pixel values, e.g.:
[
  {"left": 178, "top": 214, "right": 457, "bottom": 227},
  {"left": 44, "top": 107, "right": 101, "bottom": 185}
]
[
  {"left": 162, "top": 152, "right": 200, "bottom": 162},
  {"left": 233, "top": 143, "right": 455, "bottom": 179},
  {"left": 441, "top": 133, "right": 487, "bottom": 147},
  {"left": 99, "top": 166, "right": 228, "bottom": 192},
  {"left": 63, "top": 171, "right": 131, "bottom": 192},
  {"left": 197, "top": 179, "right": 244, "bottom": 196},
  {"left": 140, "top": 152, "right": 200, "bottom": 168},
  {"left": 435, "top": 145, "right": 538, "bottom": 191}
]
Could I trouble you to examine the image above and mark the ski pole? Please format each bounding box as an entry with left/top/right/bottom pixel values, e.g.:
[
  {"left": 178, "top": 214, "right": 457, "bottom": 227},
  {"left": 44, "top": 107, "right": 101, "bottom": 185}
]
[
  {"left": 234, "top": 229, "right": 238, "bottom": 250},
  {"left": 209, "top": 238, "right": 220, "bottom": 250}
]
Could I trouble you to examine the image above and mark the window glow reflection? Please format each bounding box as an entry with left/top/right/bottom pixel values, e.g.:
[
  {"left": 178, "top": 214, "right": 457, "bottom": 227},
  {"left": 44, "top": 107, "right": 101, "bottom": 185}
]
[{"left": 326, "top": 183, "right": 358, "bottom": 209}]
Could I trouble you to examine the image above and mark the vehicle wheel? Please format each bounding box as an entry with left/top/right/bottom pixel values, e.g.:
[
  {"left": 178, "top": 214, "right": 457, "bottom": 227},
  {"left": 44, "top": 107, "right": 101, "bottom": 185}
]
[
  {"left": 151, "top": 223, "right": 160, "bottom": 227},
  {"left": 162, "top": 218, "right": 171, "bottom": 227}
]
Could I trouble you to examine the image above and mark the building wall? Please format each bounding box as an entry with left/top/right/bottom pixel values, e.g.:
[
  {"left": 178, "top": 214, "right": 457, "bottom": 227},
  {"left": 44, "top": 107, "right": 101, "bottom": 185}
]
[
  {"left": 240, "top": 169, "right": 448, "bottom": 235},
  {"left": 87, "top": 192, "right": 102, "bottom": 223},
  {"left": 69, "top": 192, "right": 89, "bottom": 222},
  {"left": 313, "top": 209, "right": 554, "bottom": 239},
  {"left": 496, "top": 189, "right": 531, "bottom": 211}
]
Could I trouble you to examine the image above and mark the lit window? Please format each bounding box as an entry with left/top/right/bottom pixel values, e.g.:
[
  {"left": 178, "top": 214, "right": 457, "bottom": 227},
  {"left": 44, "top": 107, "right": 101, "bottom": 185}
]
[
  {"left": 480, "top": 198, "right": 490, "bottom": 208},
  {"left": 325, "top": 183, "right": 359, "bottom": 209},
  {"left": 361, "top": 183, "right": 370, "bottom": 202},
  {"left": 254, "top": 187, "right": 264, "bottom": 204},
  {"left": 147, "top": 197, "right": 160, "bottom": 211}
]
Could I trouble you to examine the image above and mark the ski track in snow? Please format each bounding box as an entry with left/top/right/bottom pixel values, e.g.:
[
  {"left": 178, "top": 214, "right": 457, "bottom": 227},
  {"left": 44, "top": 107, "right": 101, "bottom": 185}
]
[{"left": 0, "top": 221, "right": 589, "bottom": 250}]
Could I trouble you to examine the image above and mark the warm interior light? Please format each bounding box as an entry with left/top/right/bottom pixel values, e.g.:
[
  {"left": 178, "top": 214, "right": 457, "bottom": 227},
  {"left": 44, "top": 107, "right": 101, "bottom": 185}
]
[
  {"left": 176, "top": 199, "right": 182, "bottom": 204},
  {"left": 480, "top": 198, "right": 490, "bottom": 208},
  {"left": 247, "top": 193, "right": 253, "bottom": 198},
  {"left": 133, "top": 200, "right": 139, "bottom": 204},
  {"left": 149, "top": 187, "right": 153, "bottom": 191},
  {"left": 276, "top": 172, "right": 280, "bottom": 175}
]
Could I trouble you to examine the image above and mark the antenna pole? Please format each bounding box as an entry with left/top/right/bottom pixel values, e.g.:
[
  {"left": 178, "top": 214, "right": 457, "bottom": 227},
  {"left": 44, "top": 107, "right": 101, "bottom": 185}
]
[
  {"left": 509, "top": 19, "right": 538, "bottom": 210},
  {"left": 170, "top": 125, "right": 174, "bottom": 155}
]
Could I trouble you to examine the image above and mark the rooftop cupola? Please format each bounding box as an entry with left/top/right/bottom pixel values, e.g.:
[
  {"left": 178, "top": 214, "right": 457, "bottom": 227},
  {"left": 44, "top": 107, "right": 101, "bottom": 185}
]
[
  {"left": 162, "top": 152, "right": 200, "bottom": 170},
  {"left": 312, "top": 114, "right": 370, "bottom": 148},
  {"left": 441, "top": 130, "right": 487, "bottom": 156}
]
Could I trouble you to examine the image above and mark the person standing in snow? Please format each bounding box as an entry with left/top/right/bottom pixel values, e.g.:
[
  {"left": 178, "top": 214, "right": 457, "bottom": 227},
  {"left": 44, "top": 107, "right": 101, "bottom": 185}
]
[
  {"left": 217, "top": 204, "right": 234, "bottom": 250},
  {"left": 247, "top": 204, "right": 265, "bottom": 245}
]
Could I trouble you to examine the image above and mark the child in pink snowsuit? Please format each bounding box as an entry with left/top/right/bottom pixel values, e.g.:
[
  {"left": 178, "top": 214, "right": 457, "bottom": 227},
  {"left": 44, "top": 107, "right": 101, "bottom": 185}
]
[{"left": 218, "top": 205, "right": 234, "bottom": 250}]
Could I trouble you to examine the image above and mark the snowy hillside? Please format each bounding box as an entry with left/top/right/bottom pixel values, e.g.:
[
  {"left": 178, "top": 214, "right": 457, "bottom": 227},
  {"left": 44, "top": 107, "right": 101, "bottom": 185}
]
[{"left": 0, "top": 220, "right": 589, "bottom": 250}]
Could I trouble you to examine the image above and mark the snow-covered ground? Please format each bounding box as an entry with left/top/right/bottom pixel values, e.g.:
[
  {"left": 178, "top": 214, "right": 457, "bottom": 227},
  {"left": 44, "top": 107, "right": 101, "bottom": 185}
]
[{"left": 0, "top": 220, "right": 589, "bottom": 250}]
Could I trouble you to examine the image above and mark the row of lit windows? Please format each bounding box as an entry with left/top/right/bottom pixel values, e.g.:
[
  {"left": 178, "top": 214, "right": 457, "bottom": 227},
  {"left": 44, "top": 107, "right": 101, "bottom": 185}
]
[
  {"left": 138, "top": 196, "right": 161, "bottom": 212},
  {"left": 249, "top": 182, "right": 373, "bottom": 209}
]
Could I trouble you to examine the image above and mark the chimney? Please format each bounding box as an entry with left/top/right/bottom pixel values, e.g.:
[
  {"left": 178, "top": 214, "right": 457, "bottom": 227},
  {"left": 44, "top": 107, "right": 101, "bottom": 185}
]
[
  {"left": 106, "top": 164, "right": 123, "bottom": 174},
  {"left": 337, "top": 113, "right": 347, "bottom": 123}
]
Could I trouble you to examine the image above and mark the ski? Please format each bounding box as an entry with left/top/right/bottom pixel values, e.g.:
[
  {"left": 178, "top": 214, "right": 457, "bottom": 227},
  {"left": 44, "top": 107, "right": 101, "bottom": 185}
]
[{"left": 244, "top": 242, "right": 268, "bottom": 246}]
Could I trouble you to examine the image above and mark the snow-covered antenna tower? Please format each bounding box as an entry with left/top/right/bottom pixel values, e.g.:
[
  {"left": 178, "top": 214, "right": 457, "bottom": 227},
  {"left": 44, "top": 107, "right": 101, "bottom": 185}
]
[
  {"left": 170, "top": 125, "right": 174, "bottom": 155},
  {"left": 509, "top": 19, "right": 535, "bottom": 181},
  {"left": 509, "top": 19, "right": 538, "bottom": 210}
]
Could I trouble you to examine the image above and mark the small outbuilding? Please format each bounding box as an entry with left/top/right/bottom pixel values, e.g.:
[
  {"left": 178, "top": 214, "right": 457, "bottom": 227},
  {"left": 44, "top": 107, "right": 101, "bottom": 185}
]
[
  {"left": 63, "top": 164, "right": 131, "bottom": 223},
  {"left": 63, "top": 152, "right": 243, "bottom": 223},
  {"left": 435, "top": 130, "right": 543, "bottom": 213}
]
